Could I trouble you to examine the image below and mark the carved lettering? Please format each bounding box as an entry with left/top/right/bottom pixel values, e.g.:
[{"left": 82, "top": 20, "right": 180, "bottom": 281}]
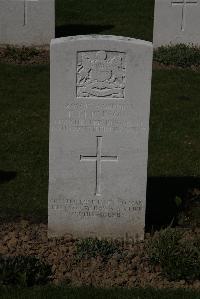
[
  {"left": 50, "top": 197, "right": 143, "bottom": 219},
  {"left": 51, "top": 102, "right": 146, "bottom": 133}
]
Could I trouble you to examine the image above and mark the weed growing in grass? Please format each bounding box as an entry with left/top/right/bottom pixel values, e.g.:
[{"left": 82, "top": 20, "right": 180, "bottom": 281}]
[
  {"left": 174, "top": 196, "right": 182, "bottom": 208},
  {"left": 146, "top": 227, "right": 200, "bottom": 281},
  {"left": 154, "top": 44, "right": 200, "bottom": 68},
  {"left": 0, "top": 255, "right": 52, "bottom": 287},
  {"left": 76, "top": 238, "right": 122, "bottom": 261},
  {"left": 2, "top": 45, "right": 40, "bottom": 63}
]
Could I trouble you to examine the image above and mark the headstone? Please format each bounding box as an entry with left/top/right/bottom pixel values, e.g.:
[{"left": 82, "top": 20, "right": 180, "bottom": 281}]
[
  {"left": 48, "top": 35, "right": 153, "bottom": 241},
  {"left": 0, "top": 0, "right": 55, "bottom": 45},
  {"left": 153, "top": 0, "right": 200, "bottom": 47}
]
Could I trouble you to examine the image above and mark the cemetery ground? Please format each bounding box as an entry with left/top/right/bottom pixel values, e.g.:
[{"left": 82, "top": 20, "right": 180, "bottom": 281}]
[
  {"left": 0, "top": 46, "right": 200, "bottom": 298},
  {"left": 0, "top": 0, "right": 200, "bottom": 298}
]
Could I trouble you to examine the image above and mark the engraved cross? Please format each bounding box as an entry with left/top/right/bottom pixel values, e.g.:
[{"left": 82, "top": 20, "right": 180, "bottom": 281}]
[
  {"left": 80, "top": 136, "right": 118, "bottom": 196},
  {"left": 12, "top": 0, "right": 38, "bottom": 26},
  {"left": 171, "top": 0, "right": 198, "bottom": 31}
]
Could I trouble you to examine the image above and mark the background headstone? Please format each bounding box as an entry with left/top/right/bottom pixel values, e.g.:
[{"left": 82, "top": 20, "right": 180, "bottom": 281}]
[
  {"left": 0, "top": 0, "right": 55, "bottom": 45},
  {"left": 153, "top": 0, "right": 200, "bottom": 47},
  {"left": 48, "top": 35, "right": 153, "bottom": 241}
]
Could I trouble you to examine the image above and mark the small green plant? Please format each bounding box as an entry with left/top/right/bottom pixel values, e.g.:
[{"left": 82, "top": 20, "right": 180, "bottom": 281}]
[
  {"left": 0, "top": 255, "right": 52, "bottom": 287},
  {"left": 146, "top": 227, "right": 200, "bottom": 281},
  {"left": 154, "top": 44, "right": 200, "bottom": 68},
  {"left": 174, "top": 196, "right": 182, "bottom": 208},
  {"left": 76, "top": 238, "right": 122, "bottom": 261},
  {"left": 3, "top": 45, "right": 40, "bottom": 63}
]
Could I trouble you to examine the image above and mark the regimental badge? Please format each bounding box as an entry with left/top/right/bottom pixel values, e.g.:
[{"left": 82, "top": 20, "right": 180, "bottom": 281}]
[{"left": 76, "top": 51, "right": 126, "bottom": 98}]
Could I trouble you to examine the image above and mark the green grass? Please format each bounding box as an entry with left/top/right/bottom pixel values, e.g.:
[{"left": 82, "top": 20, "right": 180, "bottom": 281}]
[
  {"left": 146, "top": 227, "right": 200, "bottom": 281},
  {"left": 75, "top": 238, "right": 122, "bottom": 261},
  {"left": 55, "top": 0, "right": 154, "bottom": 41},
  {"left": 1, "top": 286, "right": 200, "bottom": 299},
  {"left": 148, "top": 69, "right": 200, "bottom": 177},
  {"left": 0, "top": 64, "right": 49, "bottom": 222},
  {"left": 0, "top": 64, "right": 200, "bottom": 220}
]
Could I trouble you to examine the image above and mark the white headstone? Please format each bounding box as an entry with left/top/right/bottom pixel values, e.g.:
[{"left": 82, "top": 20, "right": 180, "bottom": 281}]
[
  {"left": 48, "top": 35, "right": 153, "bottom": 241},
  {"left": 0, "top": 0, "right": 55, "bottom": 45},
  {"left": 153, "top": 0, "right": 200, "bottom": 47}
]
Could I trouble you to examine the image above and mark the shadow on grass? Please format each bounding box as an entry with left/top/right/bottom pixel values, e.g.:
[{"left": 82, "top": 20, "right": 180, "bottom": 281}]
[
  {"left": 0, "top": 210, "right": 47, "bottom": 225},
  {"left": 0, "top": 170, "right": 17, "bottom": 184},
  {"left": 146, "top": 176, "right": 200, "bottom": 231},
  {"left": 0, "top": 174, "right": 199, "bottom": 230},
  {"left": 55, "top": 24, "right": 114, "bottom": 38}
]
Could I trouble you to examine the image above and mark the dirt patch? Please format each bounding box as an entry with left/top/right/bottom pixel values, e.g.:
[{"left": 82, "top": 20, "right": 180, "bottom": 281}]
[
  {"left": 152, "top": 61, "right": 200, "bottom": 71},
  {"left": 0, "top": 46, "right": 200, "bottom": 71},
  {"left": 0, "top": 220, "right": 200, "bottom": 289},
  {"left": 0, "top": 45, "right": 49, "bottom": 65}
]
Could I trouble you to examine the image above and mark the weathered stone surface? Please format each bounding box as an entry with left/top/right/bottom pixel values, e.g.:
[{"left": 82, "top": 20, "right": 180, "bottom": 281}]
[
  {"left": 48, "top": 35, "right": 153, "bottom": 241},
  {"left": 153, "top": 0, "right": 200, "bottom": 47},
  {"left": 0, "top": 0, "right": 55, "bottom": 45}
]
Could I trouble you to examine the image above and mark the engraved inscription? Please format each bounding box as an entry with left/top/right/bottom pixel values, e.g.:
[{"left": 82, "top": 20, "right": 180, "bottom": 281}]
[
  {"left": 80, "top": 136, "right": 118, "bottom": 196},
  {"left": 50, "top": 197, "right": 143, "bottom": 219},
  {"left": 76, "top": 51, "right": 126, "bottom": 98},
  {"left": 171, "top": 0, "right": 198, "bottom": 31},
  {"left": 52, "top": 102, "right": 144, "bottom": 133}
]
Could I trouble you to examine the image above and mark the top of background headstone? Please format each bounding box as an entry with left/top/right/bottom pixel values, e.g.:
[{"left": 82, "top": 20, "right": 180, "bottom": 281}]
[{"left": 51, "top": 35, "right": 152, "bottom": 47}]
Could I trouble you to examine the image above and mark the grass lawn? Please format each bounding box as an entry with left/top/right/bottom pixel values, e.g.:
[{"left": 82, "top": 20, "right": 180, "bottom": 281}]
[
  {"left": 149, "top": 69, "right": 200, "bottom": 177},
  {"left": 55, "top": 0, "right": 155, "bottom": 41},
  {"left": 0, "top": 64, "right": 49, "bottom": 221},
  {"left": 1, "top": 286, "right": 200, "bottom": 299},
  {"left": 0, "top": 64, "right": 199, "bottom": 222}
]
